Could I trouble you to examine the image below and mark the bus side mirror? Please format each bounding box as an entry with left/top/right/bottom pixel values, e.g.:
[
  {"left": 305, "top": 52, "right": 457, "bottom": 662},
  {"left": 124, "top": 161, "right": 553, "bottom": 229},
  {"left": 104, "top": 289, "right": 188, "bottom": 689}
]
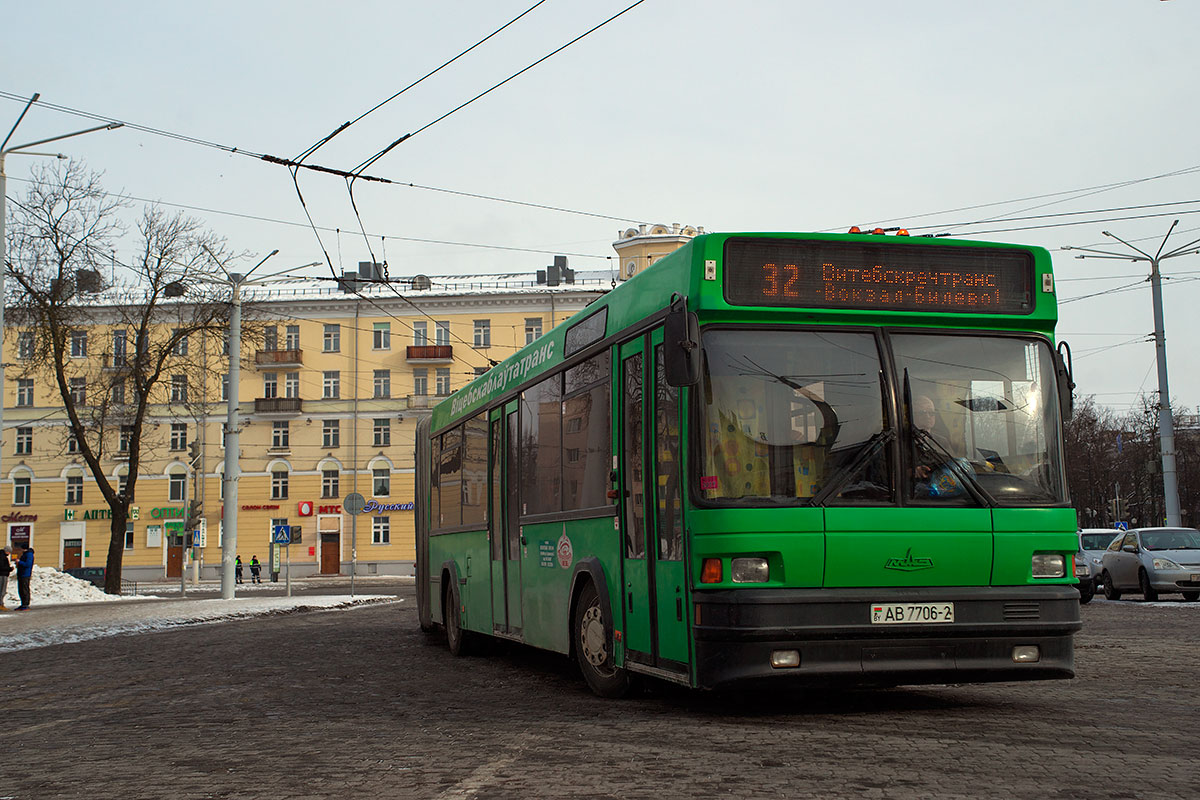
[
  {"left": 1056, "top": 340, "right": 1075, "bottom": 420},
  {"left": 664, "top": 304, "right": 701, "bottom": 387}
]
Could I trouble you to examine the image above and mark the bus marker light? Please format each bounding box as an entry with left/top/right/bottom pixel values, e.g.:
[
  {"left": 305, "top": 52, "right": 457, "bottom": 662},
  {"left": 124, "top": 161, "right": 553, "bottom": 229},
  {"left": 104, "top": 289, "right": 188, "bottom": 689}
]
[
  {"left": 1012, "top": 645, "right": 1040, "bottom": 663},
  {"left": 771, "top": 650, "right": 800, "bottom": 669},
  {"left": 847, "top": 226, "right": 862, "bottom": 234},
  {"left": 896, "top": 229, "right": 910, "bottom": 236},
  {"left": 872, "top": 228, "right": 885, "bottom": 235},
  {"left": 731, "top": 557, "right": 769, "bottom": 583},
  {"left": 700, "top": 558, "right": 723, "bottom": 583}
]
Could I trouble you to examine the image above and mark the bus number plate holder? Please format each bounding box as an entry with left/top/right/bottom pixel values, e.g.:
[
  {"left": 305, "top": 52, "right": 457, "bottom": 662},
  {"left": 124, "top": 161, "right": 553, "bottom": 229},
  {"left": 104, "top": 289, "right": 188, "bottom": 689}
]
[{"left": 871, "top": 602, "right": 954, "bottom": 624}]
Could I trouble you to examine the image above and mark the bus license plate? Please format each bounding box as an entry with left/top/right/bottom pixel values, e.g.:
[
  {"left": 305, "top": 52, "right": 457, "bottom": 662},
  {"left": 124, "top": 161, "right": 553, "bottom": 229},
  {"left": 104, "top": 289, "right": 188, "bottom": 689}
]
[{"left": 871, "top": 602, "right": 954, "bottom": 624}]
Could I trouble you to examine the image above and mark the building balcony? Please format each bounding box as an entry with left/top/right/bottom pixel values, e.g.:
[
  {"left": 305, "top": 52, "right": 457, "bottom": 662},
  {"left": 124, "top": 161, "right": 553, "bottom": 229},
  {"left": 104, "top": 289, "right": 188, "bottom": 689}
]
[
  {"left": 406, "top": 345, "right": 453, "bottom": 362},
  {"left": 255, "top": 348, "right": 303, "bottom": 368},
  {"left": 254, "top": 397, "right": 303, "bottom": 414},
  {"left": 406, "top": 394, "right": 450, "bottom": 409}
]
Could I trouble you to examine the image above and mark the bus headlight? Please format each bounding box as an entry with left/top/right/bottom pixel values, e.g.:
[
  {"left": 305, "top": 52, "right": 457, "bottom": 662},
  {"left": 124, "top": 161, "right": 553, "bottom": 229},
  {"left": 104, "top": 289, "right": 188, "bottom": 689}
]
[
  {"left": 1032, "top": 553, "right": 1065, "bottom": 578},
  {"left": 731, "top": 557, "right": 769, "bottom": 583}
]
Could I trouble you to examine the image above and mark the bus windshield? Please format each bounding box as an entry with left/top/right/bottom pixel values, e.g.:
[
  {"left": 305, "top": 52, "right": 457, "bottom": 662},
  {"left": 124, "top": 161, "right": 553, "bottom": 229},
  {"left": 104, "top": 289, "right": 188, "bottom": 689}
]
[
  {"left": 891, "top": 333, "right": 1067, "bottom": 505},
  {"left": 700, "top": 330, "right": 890, "bottom": 505},
  {"left": 698, "top": 329, "right": 1068, "bottom": 507}
]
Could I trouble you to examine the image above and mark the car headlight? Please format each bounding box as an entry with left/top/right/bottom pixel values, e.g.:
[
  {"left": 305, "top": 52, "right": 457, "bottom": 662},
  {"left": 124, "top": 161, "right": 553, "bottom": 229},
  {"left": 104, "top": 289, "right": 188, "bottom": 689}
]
[
  {"left": 1074, "top": 562, "right": 1091, "bottom": 578},
  {"left": 1090, "top": 556, "right": 1103, "bottom": 566},
  {"left": 1152, "top": 557, "right": 1182, "bottom": 571},
  {"left": 1032, "top": 553, "right": 1066, "bottom": 579}
]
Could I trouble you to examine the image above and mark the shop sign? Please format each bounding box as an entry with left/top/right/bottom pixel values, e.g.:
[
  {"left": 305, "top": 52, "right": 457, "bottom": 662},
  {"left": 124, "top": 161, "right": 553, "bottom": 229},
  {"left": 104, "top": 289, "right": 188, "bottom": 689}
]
[
  {"left": 318, "top": 505, "right": 341, "bottom": 514},
  {"left": 2, "top": 512, "right": 37, "bottom": 523},
  {"left": 297, "top": 501, "right": 314, "bottom": 516},
  {"left": 150, "top": 506, "right": 186, "bottom": 519},
  {"left": 363, "top": 500, "right": 415, "bottom": 513},
  {"left": 9, "top": 524, "right": 31, "bottom": 549},
  {"left": 241, "top": 504, "right": 281, "bottom": 511}
]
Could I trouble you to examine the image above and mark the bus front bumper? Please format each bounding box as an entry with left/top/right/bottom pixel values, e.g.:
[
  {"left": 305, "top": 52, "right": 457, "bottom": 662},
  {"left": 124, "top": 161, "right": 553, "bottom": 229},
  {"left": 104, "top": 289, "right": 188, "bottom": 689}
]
[{"left": 692, "top": 586, "right": 1081, "bottom": 689}]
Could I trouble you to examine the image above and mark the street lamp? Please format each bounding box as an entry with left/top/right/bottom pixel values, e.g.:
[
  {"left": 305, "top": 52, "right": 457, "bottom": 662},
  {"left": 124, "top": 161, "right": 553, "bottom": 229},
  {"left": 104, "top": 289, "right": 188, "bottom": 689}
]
[
  {"left": 1, "top": 92, "right": 122, "bottom": 482},
  {"left": 1064, "top": 222, "right": 1200, "bottom": 527},
  {"left": 186, "top": 251, "right": 319, "bottom": 599}
]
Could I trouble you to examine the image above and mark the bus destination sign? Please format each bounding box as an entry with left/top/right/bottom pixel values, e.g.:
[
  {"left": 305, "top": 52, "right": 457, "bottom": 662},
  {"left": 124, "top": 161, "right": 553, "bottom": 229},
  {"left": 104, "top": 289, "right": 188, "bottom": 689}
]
[{"left": 723, "top": 239, "right": 1034, "bottom": 315}]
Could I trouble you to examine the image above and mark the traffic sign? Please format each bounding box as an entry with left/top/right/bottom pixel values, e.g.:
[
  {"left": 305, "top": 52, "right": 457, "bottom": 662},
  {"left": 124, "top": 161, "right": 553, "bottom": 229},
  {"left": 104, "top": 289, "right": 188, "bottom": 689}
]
[
  {"left": 1115, "top": 521, "right": 1129, "bottom": 531},
  {"left": 272, "top": 525, "right": 292, "bottom": 544},
  {"left": 344, "top": 492, "right": 366, "bottom": 515}
]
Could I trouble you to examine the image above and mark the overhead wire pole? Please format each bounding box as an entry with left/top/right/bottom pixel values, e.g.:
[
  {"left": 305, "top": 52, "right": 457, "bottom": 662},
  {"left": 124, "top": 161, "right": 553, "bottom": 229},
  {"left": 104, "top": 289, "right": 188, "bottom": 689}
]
[
  {"left": 1, "top": 92, "right": 122, "bottom": 489},
  {"left": 1064, "top": 221, "right": 1200, "bottom": 527}
]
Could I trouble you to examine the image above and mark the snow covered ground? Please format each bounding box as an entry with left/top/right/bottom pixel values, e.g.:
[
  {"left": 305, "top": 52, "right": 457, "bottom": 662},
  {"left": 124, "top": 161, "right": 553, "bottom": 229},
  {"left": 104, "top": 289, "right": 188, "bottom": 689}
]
[{"left": 0, "top": 566, "right": 399, "bottom": 653}]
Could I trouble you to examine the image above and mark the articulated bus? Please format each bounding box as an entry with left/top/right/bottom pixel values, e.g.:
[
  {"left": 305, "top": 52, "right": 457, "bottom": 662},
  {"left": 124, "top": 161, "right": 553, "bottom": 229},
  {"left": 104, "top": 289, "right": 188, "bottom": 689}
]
[{"left": 415, "top": 231, "right": 1081, "bottom": 696}]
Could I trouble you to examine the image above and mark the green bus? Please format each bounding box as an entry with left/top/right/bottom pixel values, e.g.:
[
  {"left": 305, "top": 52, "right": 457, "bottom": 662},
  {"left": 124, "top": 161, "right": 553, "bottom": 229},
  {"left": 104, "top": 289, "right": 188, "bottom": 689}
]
[{"left": 415, "top": 231, "right": 1081, "bottom": 696}]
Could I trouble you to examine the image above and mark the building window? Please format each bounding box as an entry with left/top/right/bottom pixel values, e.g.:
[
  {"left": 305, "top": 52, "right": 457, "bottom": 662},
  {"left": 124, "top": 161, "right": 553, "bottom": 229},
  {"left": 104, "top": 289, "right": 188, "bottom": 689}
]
[
  {"left": 264, "top": 326, "right": 278, "bottom": 351},
  {"left": 435, "top": 321, "right": 450, "bottom": 346},
  {"left": 170, "top": 375, "right": 188, "bottom": 403},
  {"left": 272, "top": 421, "right": 290, "bottom": 450},
  {"left": 118, "top": 473, "right": 129, "bottom": 499},
  {"left": 70, "top": 330, "right": 88, "bottom": 358},
  {"left": 221, "top": 374, "right": 229, "bottom": 402},
  {"left": 373, "top": 322, "right": 391, "bottom": 350},
  {"left": 17, "top": 331, "right": 34, "bottom": 360},
  {"left": 323, "top": 371, "right": 340, "bottom": 399},
  {"left": 111, "top": 330, "right": 127, "bottom": 366},
  {"left": 69, "top": 377, "right": 87, "bottom": 405},
  {"left": 15, "top": 427, "right": 32, "bottom": 456},
  {"left": 16, "top": 379, "right": 33, "bottom": 407},
  {"left": 285, "top": 372, "right": 300, "bottom": 399},
  {"left": 170, "top": 423, "right": 187, "bottom": 451},
  {"left": 525, "top": 317, "right": 543, "bottom": 344},
  {"left": 373, "top": 467, "right": 390, "bottom": 497},
  {"left": 436, "top": 368, "right": 450, "bottom": 396},
  {"left": 412, "top": 320, "right": 428, "bottom": 346},
  {"left": 168, "top": 472, "right": 186, "bottom": 502},
  {"left": 66, "top": 474, "right": 84, "bottom": 504},
  {"left": 263, "top": 372, "right": 278, "bottom": 399},
  {"left": 373, "top": 418, "right": 390, "bottom": 447},
  {"left": 473, "top": 319, "right": 491, "bottom": 348},
  {"left": 111, "top": 381, "right": 126, "bottom": 406},
  {"left": 322, "top": 419, "right": 340, "bottom": 448},
  {"left": 322, "top": 469, "right": 339, "bottom": 498},
  {"left": 14, "top": 476, "right": 31, "bottom": 506},
  {"left": 285, "top": 325, "right": 300, "bottom": 350},
  {"left": 413, "top": 369, "right": 428, "bottom": 396},
  {"left": 119, "top": 425, "right": 133, "bottom": 453},
  {"left": 171, "top": 331, "right": 188, "bottom": 356},
  {"left": 372, "top": 516, "right": 390, "bottom": 544},
  {"left": 323, "top": 324, "right": 340, "bottom": 352},
  {"left": 68, "top": 432, "right": 80, "bottom": 454},
  {"left": 373, "top": 370, "right": 391, "bottom": 399},
  {"left": 271, "top": 469, "right": 289, "bottom": 500},
  {"left": 125, "top": 522, "right": 135, "bottom": 550}
]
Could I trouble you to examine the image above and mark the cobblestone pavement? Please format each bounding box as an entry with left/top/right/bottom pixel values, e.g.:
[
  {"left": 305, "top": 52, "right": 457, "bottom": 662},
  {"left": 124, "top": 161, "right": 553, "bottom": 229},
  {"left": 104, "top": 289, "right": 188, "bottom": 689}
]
[{"left": 4, "top": 589, "right": 1197, "bottom": 799}]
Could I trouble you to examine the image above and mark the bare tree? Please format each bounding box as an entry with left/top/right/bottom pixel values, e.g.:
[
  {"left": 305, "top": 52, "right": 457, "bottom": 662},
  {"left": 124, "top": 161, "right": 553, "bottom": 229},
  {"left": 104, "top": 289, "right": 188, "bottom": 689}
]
[{"left": 5, "top": 160, "right": 236, "bottom": 593}]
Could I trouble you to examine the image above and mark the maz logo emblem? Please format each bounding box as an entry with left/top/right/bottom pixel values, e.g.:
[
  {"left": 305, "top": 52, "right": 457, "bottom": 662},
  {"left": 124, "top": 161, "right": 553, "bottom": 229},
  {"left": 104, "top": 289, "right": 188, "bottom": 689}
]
[{"left": 884, "top": 548, "right": 935, "bottom": 572}]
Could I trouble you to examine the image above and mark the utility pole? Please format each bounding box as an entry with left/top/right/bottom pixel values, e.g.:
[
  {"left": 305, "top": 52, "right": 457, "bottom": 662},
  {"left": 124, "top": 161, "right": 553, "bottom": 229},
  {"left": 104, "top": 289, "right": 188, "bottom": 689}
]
[
  {"left": 1064, "top": 221, "right": 1200, "bottom": 527},
  {"left": 1, "top": 93, "right": 121, "bottom": 485}
]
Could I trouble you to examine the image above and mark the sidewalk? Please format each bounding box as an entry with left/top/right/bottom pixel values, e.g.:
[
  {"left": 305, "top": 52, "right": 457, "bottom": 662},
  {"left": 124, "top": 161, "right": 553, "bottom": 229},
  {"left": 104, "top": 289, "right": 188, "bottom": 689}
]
[{"left": 0, "top": 591, "right": 401, "bottom": 653}]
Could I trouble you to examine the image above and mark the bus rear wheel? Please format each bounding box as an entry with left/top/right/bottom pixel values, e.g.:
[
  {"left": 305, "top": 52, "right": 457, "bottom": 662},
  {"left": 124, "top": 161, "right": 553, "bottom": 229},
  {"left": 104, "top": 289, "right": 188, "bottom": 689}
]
[
  {"left": 444, "top": 584, "right": 472, "bottom": 657},
  {"left": 574, "top": 582, "right": 631, "bottom": 698}
]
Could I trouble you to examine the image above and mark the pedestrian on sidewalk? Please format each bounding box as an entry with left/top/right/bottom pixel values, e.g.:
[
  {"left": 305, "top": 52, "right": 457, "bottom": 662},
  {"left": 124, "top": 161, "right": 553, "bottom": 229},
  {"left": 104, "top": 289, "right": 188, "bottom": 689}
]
[
  {"left": 15, "top": 545, "right": 34, "bottom": 610},
  {"left": 0, "top": 546, "right": 12, "bottom": 611},
  {"left": 249, "top": 556, "right": 262, "bottom": 584},
  {"left": 235, "top": 555, "right": 244, "bottom": 584}
]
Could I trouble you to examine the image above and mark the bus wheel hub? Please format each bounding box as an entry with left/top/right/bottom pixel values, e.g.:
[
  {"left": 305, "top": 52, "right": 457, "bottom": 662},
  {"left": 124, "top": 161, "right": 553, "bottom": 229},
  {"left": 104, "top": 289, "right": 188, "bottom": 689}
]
[{"left": 581, "top": 605, "right": 607, "bottom": 667}]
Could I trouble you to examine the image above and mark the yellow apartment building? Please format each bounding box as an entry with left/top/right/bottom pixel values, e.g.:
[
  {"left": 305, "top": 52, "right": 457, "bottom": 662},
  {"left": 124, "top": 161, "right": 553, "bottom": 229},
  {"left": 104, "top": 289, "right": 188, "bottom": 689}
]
[{"left": 2, "top": 261, "right": 610, "bottom": 582}]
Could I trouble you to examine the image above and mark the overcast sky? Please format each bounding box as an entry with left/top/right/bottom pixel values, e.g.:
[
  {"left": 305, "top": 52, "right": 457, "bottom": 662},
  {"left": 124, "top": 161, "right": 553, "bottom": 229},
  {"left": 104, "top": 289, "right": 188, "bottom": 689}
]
[{"left": 3, "top": 0, "right": 1199, "bottom": 412}]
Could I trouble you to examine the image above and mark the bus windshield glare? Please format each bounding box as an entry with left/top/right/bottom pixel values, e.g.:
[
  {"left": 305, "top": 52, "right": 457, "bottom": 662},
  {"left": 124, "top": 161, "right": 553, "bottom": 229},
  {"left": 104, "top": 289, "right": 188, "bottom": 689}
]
[{"left": 699, "top": 330, "right": 1067, "bottom": 507}]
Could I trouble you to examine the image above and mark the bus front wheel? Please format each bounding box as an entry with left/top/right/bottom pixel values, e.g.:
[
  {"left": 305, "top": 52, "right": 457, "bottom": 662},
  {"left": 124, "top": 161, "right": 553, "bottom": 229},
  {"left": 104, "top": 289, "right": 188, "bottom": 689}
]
[{"left": 574, "top": 582, "right": 631, "bottom": 698}]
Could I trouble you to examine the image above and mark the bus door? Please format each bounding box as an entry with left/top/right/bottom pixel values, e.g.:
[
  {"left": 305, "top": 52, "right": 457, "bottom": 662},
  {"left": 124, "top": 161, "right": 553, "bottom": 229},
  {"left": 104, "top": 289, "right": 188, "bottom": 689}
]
[
  {"left": 488, "top": 409, "right": 509, "bottom": 633},
  {"left": 504, "top": 400, "right": 523, "bottom": 634},
  {"left": 649, "top": 334, "right": 689, "bottom": 667},
  {"left": 618, "top": 339, "right": 654, "bottom": 660}
]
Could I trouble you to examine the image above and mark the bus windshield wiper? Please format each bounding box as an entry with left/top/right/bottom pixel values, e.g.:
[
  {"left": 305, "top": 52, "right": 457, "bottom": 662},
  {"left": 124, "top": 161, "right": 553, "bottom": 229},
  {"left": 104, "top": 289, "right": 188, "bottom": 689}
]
[
  {"left": 812, "top": 428, "right": 895, "bottom": 506},
  {"left": 911, "top": 426, "right": 996, "bottom": 507}
]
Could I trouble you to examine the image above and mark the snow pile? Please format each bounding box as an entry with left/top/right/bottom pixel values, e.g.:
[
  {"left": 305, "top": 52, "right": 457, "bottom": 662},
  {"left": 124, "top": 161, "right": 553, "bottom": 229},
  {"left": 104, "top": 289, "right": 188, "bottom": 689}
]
[{"left": 3, "top": 566, "right": 127, "bottom": 607}]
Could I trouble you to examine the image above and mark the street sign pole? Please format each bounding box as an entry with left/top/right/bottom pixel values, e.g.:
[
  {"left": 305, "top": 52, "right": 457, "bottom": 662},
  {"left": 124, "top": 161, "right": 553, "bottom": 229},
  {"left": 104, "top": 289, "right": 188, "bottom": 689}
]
[
  {"left": 343, "top": 492, "right": 366, "bottom": 598},
  {"left": 286, "top": 543, "right": 291, "bottom": 597}
]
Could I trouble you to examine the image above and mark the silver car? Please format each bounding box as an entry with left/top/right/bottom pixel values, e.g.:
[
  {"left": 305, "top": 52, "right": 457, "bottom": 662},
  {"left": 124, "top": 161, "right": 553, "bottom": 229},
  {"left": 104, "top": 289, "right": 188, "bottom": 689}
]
[
  {"left": 1100, "top": 527, "right": 1200, "bottom": 601},
  {"left": 1076, "top": 529, "right": 1120, "bottom": 603}
]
